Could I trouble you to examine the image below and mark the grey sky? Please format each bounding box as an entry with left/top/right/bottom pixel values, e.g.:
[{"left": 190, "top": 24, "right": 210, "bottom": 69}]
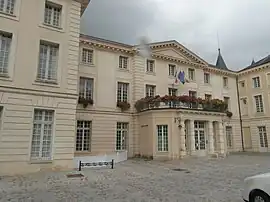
[{"left": 81, "top": 0, "right": 270, "bottom": 70}]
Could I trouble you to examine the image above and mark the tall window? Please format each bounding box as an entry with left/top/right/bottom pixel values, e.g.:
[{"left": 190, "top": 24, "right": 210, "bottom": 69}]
[
  {"left": 223, "top": 77, "right": 228, "bottom": 87},
  {"left": 204, "top": 72, "right": 210, "bottom": 84},
  {"left": 226, "top": 126, "right": 233, "bottom": 148},
  {"left": 146, "top": 59, "right": 155, "bottom": 73},
  {"left": 157, "top": 125, "right": 168, "bottom": 152},
  {"left": 258, "top": 126, "right": 268, "bottom": 148},
  {"left": 168, "top": 64, "right": 176, "bottom": 76},
  {"left": 44, "top": 1, "right": 62, "bottom": 27},
  {"left": 82, "top": 49, "right": 93, "bottom": 64},
  {"left": 117, "top": 82, "right": 129, "bottom": 102},
  {"left": 189, "top": 91, "right": 197, "bottom": 97},
  {"left": 0, "top": 0, "right": 15, "bottom": 15},
  {"left": 0, "top": 32, "right": 11, "bottom": 75},
  {"left": 116, "top": 122, "right": 128, "bottom": 151},
  {"left": 252, "top": 77, "right": 260, "bottom": 88},
  {"left": 188, "top": 68, "right": 195, "bottom": 81},
  {"left": 145, "top": 85, "right": 155, "bottom": 97},
  {"left": 254, "top": 95, "right": 264, "bottom": 113},
  {"left": 76, "top": 121, "right": 91, "bottom": 151},
  {"left": 224, "top": 97, "right": 230, "bottom": 110},
  {"left": 119, "top": 56, "right": 128, "bottom": 69},
  {"left": 79, "top": 77, "right": 93, "bottom": 99},
  {"left": 205, "top": 94, "right": 212, "bottom": 100},
  {"left": 37, "top": 41, "right": 58, "bottom": 82},
  {"left": 168, "top": 88, "right": 177, "bottom": 96},
  {"left": 30, "top": 109, "right": 54, "bottom": 161}
]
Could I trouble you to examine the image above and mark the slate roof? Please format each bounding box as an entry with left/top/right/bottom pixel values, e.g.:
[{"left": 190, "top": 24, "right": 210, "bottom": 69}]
[
  {"left": 238, "top": 55, "right": 270, "bottom": 72},
  {"left": 215, "top": 49, "right": 228, "bottom": 70}
]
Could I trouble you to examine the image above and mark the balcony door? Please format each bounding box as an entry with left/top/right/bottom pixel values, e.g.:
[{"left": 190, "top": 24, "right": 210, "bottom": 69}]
[{"left": 194, "top": 121, "right": 207, "bottom": 156}]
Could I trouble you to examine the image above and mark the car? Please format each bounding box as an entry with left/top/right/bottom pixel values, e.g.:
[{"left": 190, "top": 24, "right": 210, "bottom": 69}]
[{"left": 242, "top": 172, "right": 270, "bottom": 202}]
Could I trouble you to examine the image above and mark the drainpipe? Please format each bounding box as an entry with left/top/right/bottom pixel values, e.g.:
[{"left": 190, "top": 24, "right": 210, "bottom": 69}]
[{"left": 236, "top": 75, "right": 245, "bottom": 152}]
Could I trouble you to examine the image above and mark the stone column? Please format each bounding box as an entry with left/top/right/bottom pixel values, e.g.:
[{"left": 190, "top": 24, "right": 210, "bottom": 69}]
[
  {"left": 180, "top": 119, "right": 186, "bottom": 157},
  {"left": 190, "top": 120, "right": 195, "bottom": 155},
  {"left": 218, "top": 122, "right": 225, "bottom": 154},
  {"left": 208, "top": 121, "right": 214, "bottom": 154}
]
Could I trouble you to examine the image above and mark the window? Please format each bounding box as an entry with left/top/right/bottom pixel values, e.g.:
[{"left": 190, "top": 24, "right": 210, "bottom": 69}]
[
  {"left": 254, "top": 95, "right": 264, "bottom": 113},
  {"left": 205, "top": 94, "right": 212, "bottom": 100},
  {"left": 145, "top": 85, "right": 155, "bottom": 97},
  {"left": 204, "top": 72, "right": 210, "bottom": 84},
  {"left": 189, "top": 91, "right": 197, "bottom": 97},
  {"left": 258, "top": 126, "right": 268, "bottom": 148},
  {"left": 188, "top": 68, "right": 195, "bottom": 81},
  {"left": 119, "top": 56, "right": 128, "bottom": 69},
  {"left": 37, "top": 41, "right": 59, "bottom": 82},
  {"left": 168, "top": 64, "right": 176, "bottom": 76},
  {"left": 223, "top": 77, "right": 228, "bottom": 87},
  {"left": 117, "top": 82, "right": 129, "bottom": 102},
  {"left": 116, "top": 122, "right": 128, "bottom": 151},
  {"left": 157, "top": 125, "right": 168, "bottom": 152},
  {"left": 252, "top": 77, "right": 260, "bottom": 88},
  {"left": 0, "top": 0, "right": 15, "bottom": 15},
  {"left": 168, "top": 88, "right": 177, "bottom": 96},
  {"left": 30, "top": 109, "right": 54, "bottom": 161},
  {"left": 0, "top": 32, "right": 12, "bottom": 75},
  {"left": 44, "top": 1, "right": 62, "bottom": 27},
  {"left": 82, "top": 49, "right": 93, "bottom": 64},
  {"left": 224, "top": 97, "right": 230, "bottom": 110},
  {"left": 76, "top": 121, "right": 91, "bottom": 151},
  {"left": 240, "top": 81, "right": 245, "bottom": 87},
  {"left": 146, "top": 59, "right": 155, "bottom": 73},
  {"left": 226, "top": 126, "right": 233, "bottom": 148},
  {"left": 79, "top": 77, "right": 93, "bottom": 99}
]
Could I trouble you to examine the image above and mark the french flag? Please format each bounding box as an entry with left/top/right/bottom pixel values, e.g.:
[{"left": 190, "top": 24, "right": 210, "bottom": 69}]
[{"left": 174, "top": 71, "right": 178, "bottom": 83}]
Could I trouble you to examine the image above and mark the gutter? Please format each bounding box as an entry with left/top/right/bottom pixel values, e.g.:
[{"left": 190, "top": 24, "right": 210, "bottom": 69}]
[{"left": 236, "top": 75, "right": 245, "bottom": 152}]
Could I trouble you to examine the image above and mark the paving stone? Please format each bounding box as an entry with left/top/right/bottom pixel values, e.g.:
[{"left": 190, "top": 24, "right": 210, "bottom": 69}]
[{"left": 0, "top": 154, "right": 270, "bottom": 202}]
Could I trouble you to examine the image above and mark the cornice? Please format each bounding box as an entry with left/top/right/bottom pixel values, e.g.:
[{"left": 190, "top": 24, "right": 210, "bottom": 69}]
[
  {"left": 238, "top": 64, "right": 270, "bottom": 77},
  {"left": 79, "top": 38, "right": 236, "bottom": 77},
  {"left": 150, "top": 43, "right": 206, "bottom": 65}
]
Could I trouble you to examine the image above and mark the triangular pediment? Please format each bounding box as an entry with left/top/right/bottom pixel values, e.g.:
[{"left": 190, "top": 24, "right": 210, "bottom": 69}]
[{"left": 149, "top": 40, "right": 208, "bottom": 65}]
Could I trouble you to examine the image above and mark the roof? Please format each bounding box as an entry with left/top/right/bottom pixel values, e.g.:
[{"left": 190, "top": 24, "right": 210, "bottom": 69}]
[
  {"left": 215, "top": 49, "right": 228, "bottom": 70},
  {"left": 74, "top": 0, "right": 91, "bottom": 16},
  {"left": 238, "top": 55, "right": 270, "bottom": 72}
]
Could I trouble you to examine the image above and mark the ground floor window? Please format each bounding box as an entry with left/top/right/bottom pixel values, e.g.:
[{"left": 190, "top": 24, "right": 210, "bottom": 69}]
[
  {"left": 226, "top": 126, "right": 233, "bottom": 148},
  {"left": 31, "top": 109, "right": 54, "bottom": 160},
  {"left": 157, "top": 125, "right": 168, "bottom": 151},
  {"left": 116, "top": 122, "right": 128, "bottom": 151},
  {"left": 194, "top": 121, "right": 205, "bottom": 150},
  {"left": 76, "top": 121, "right": 91, "bottom": 151},
  {"left": 258, "top": 126, "right": 268, "bottom": 148}
]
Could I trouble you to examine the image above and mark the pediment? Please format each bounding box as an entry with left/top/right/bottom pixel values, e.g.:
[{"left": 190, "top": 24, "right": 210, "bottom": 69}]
[
  {"left": 149, "top": 41, "right": 208, "bottom": 65},
  {"left": 152, "top": 48, "right": 190, "bottom": 61}
]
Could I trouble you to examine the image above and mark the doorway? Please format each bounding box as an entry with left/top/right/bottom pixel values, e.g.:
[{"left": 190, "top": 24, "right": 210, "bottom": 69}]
[{"left": 194, "top": 121, "right": 207, "bottom": 156}]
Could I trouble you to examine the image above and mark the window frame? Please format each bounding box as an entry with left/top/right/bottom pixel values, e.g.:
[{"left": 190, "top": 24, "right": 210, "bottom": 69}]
[
  {"left": 79, "top": 77, "right": 94, "bottom": 100},
  {"left": 168, "top": 64, "right": 176, "bottom": 77},
  {"left": 223, "top": 77, "right": 228, "bottom": 88},
  {"left": 168, "top": 87, "right": 177, "bottom": 96},
  {"left": 44, "top": 0, "right": 62, "bottom": 28},
  {"left": 146, "top": 59, "right": 155, "bottom": 73},
  {"left": 254, "top": 94, "right": 264, "bottom": 113},
  {"left": 258, "top": 126, "right": 268, "bottom": 148},
  {"left": 204, "top": 72, "right": 210, "bottom": 84},
  {"left": 252, "top": 76, "right": 261, "bottom": 88},
  {"left": 157, "top": 125, "right": 168, "bottom": 152},
  {"left": 117, "top": 82, "right": 129, "bottom": 102},
  {"left": 37, "top": 41, "right": 59, "bottom": 83},
  {"left": 81, "top": 48, "right": 94, "bottom": 65},
  {"left": 76, "top": 120, "right": 92, "bottom": 152},
  {"left": 188, "top": 68, "right": 195, "bottom": 81},
  {"left": 225, "top": 126, "right": 233, "bottom": 149},
  {"left": 0, "top": 0, "right": 16, "bottom": 15},
  {"left": 0, "top": 32, "right": 12, "bottom": 76},
  {"left": 145, "top": 84, "right": 156, "bottom": 97},
  {"left": 116, "top": 122, "right": 128, "bottom": 151},
  {"left": 30, "top": 109, "right": 54, "bottom": 161},
  {"left": 119, "top": 56, "right": 128, "bottom": 69}
]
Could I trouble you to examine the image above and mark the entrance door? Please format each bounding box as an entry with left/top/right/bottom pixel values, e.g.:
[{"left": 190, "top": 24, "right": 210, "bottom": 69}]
[
  {"left": 258, "top": 126, "right": 268, "bottom": 152},
  {"left": 194, "top": 121, "right": 207, "bottom": 156},
  {"left": 243, "top": 127, "right": 252, "bottom": 150}
]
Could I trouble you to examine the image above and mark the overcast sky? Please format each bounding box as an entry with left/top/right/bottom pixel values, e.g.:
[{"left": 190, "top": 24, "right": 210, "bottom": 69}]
[{"left": 81, "top": 0, "right": 270, "bottom": 70}]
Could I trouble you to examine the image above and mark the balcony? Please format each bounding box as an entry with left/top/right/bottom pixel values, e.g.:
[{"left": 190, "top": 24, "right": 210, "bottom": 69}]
[{"left": 135, "top": 95, "right": 233, "bottom": 117}]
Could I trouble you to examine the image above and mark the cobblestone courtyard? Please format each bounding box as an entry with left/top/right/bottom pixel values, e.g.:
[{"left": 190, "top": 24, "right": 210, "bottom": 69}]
[{"left": 1, "top": 154, "right": 270, "bottom": 202}]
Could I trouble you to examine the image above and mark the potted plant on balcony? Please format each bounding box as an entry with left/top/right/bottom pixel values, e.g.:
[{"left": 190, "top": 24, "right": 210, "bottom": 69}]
[
  {"left": 117, "top": 101, "right": 131, "bottom": 111},
  {"left": 78, "top": 97, "right": 94, "bottom": 108}
]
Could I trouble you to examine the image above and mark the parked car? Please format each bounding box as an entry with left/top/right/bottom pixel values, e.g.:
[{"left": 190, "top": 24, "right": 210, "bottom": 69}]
[{"left": 242, "top": 173, "right": 270, "bottom": 202}]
